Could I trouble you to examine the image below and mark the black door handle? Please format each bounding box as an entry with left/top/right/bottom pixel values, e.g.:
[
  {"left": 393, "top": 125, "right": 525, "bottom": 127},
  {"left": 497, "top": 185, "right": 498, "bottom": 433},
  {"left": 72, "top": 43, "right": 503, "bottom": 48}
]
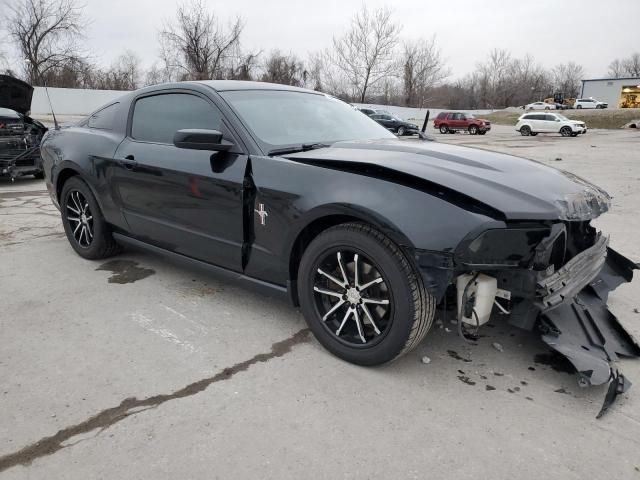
[{"left": 121, "top": 155, "right": 136, "bottom": 170}]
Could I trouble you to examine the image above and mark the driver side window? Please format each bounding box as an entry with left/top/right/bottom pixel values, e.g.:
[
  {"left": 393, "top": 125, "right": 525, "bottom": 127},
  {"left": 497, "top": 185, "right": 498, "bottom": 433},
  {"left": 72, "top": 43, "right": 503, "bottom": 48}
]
[{"left": 131, "top": 93, "right": 223, "bottom": 144}]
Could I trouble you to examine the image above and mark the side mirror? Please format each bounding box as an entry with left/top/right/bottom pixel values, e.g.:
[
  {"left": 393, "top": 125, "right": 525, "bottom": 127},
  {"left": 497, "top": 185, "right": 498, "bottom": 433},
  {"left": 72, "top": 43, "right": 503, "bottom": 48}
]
[{"left": 173, "top": 129, "right": 232, "bottom": 151}]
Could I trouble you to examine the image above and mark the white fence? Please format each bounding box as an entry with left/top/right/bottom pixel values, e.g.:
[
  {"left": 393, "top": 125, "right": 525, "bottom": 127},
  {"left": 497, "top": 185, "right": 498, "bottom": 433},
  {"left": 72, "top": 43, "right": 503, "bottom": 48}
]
[{"left": 31, "top": 86, "right": 128, "bottom": 116}]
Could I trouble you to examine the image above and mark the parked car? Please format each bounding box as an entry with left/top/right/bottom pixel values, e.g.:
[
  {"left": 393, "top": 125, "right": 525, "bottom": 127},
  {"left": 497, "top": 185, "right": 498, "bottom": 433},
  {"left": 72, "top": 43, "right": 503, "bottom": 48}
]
[
  {"left": 433, "top": 111, "right": 491, "bottom": 135},
  {"left": 358, "top": 107, "right": 391, "bottom": 117},
  {"left": 0, "top": 75, "right": 47, "bottom": 180},
  {"left": 516, "top": 112, "right": 586, "bottom": 137},
  {"left": 525, "top": 101, "right": 555, "bottom": 110},
  {"left": 574, "top": 98, "right": 608, "bottom": 109},
  {"left": 370, "top": 113, "right": 419, "bottom": 136},
  {"left": 40, "top": 81, "right": 639, "bottom": 414}
]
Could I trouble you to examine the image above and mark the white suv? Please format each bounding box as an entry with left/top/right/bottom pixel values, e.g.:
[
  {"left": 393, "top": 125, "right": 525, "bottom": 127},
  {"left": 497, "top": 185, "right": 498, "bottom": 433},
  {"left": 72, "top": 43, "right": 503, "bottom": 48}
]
[
  {"left": 515, "top": 112, "right": 587, "bottom": 137},
  {"left": 574, "top": 98, "right": 608, "bottom": 109}
]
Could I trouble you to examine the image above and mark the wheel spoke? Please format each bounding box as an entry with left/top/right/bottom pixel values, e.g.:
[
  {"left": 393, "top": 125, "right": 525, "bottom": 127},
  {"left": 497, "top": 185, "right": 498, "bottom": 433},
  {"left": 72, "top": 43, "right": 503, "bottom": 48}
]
[
  {"left": 359, "top": 277, "right": 383, "bottom": 292},
  {"left": 83, "top": 202, "right": 89, "bottom": 213},
  {"left": 322, "top": 299, "right": 345, "bottom": 321},
  {"left": 79, "top": 226, "right": 86, "bottom": 245},
  {"left": 317, "top": 268, "right": 347, "bottom": 288},
  {"left": 314, "top": 286, "right": 343, "bottom": 299},
  {"left": 66, "top": 205, "right": 80, "bottom": 215},
  {"left": 86, "top": 224, "right": 93, "bottom": 239},
  {"left": 72, "top": 192, "right": 82, "bottom": 212},
  {"left": 362, "top": 298, "right": 389, "bottom": 305},
  {"left": 361, "top": 303, "right": 381, "bottom": 335},
  {"left": 337, "top": 252, "right": 349, "bottom": 286},
  {"left": 72, "top": 221, "right": 81, "bottom": 236},
  {"left": 353, "top": 253, "right": 360, "bottom": 288},
  {"left": 67, "top": 216, "right": 81, "bottom": 223},
  {"left": 336, "top": 307, "right": 353, "bottom": 336},
  {"left": 353, "top": 308, "right": 366, "bottom": 343}
]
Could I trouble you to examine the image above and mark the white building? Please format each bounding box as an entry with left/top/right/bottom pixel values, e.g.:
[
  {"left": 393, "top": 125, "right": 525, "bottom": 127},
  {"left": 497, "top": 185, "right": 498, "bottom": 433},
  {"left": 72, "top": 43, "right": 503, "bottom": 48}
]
[{"left": 580, "top": 77, "right": 640, "bottom": 108}]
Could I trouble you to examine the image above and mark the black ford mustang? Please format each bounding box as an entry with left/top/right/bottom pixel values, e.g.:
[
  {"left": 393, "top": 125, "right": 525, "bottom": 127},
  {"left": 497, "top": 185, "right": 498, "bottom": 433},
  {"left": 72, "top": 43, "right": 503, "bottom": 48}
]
[{"left": 40, "top": 81, "right": 639, "bottom": 414}]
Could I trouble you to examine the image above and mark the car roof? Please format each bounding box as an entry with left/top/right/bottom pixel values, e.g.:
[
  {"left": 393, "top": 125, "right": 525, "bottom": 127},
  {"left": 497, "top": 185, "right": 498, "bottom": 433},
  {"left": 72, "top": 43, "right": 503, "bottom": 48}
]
[{"left": 196, "top": 80, "right": 317, "bottom": 93}]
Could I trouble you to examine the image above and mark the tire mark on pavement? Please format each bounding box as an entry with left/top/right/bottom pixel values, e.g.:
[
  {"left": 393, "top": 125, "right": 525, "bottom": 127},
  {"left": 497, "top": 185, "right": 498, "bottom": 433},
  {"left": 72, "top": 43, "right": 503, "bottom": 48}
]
[{"left": 0, "top": 328, "right": 310, "bottom": 473}]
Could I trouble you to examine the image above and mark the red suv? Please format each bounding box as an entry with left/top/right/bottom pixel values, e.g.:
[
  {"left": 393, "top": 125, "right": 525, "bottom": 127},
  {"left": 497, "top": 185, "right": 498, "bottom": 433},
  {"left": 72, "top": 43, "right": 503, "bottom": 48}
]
[{"left": 433, "top": 112, "right": 490, "bottom": 135}]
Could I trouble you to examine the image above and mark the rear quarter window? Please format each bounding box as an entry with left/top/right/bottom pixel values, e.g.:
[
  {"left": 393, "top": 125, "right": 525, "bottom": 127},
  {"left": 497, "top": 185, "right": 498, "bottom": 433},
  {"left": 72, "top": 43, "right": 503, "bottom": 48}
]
[
  {"left": 88, "top": 103, "right": 120, "bottom": 130},
  {"left": 436, "top": 112, "right": 447, "bottom": 119}
]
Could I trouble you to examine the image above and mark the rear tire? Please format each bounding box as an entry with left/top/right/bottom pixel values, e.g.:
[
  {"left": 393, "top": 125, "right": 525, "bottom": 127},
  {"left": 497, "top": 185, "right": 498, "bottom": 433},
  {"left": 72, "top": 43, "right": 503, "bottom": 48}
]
[
  {"left": 520, "top": 125, "right": 532, "bottom": 136},
  {"left": 439, "top": 125, "right": 448, "bottom": 134},
  {"left": 577, "top": 105, "right": 583, "bottom": 109},
  {"left": 478, "top": 131, "right": 487, "bottom": 135},
  {"left": 60, "top": 176, "right": 122, "bottom": 260},
  {"left": 298, "top": 223, "right": 434, "bottom": 366},
  {"left": 530, "top": 132, "right": 538, "bottom": 136}
]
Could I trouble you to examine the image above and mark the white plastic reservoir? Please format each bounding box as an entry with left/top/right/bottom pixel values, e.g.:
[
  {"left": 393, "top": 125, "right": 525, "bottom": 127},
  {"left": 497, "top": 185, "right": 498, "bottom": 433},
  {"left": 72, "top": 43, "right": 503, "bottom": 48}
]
[{"left": 456, "top": 273, "right": 498, "bottom": 326}]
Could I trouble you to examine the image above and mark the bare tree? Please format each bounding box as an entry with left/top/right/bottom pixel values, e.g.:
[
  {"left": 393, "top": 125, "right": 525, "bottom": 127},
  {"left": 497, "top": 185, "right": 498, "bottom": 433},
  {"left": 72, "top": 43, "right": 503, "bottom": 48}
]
[
  {"left": 93, "top": 51, "right": 141, "bottom": 90},
  {"left": 228, "top": 51, "right": 260, "bottom": 80},
  {"left": 608, "top": 59, "right": 626, "bottom": 78},
  {"left": 8, "top": 0, "right": 86, "bottom": 86},
  {"left": 623, "top": 52, "right": 640, "bottom": 77},
  {"left": 552, "top": 62, "right": 584, "bottom": 98},
  {"left": 330, "top": 5, "right": 400, "bottom": 102},
  {"left": 402, "top": 36, "right": 448, "bottom": 107},
  {"left": 260, "top": 50, "right": 304, "bottom": 86},
  {"left": 159, "top": 0, "right": 244, "bottom": 81}
]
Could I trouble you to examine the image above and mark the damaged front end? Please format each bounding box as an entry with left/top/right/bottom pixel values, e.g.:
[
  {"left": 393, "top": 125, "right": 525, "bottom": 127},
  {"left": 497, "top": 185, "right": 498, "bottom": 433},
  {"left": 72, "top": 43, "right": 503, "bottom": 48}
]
[{"left": 438, "top": 190, "right": 640, "bottom": 416}]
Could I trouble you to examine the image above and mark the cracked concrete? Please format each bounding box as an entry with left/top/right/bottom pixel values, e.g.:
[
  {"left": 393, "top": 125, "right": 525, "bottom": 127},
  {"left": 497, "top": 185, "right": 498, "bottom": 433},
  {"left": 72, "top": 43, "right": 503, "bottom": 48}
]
[
  {"left": 0, "top": 329, "right": 309, "bottom": 472},
  {"left": 1, "top": 128, "right": 640, "bottom": 479}
]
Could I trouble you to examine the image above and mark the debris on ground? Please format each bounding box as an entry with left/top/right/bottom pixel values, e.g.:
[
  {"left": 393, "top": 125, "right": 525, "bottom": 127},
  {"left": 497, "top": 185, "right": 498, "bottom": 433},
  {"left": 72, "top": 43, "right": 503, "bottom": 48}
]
[
  {"left": 492, "top": 342, "right": 504, "bottom": 352},
  {"left": 421, "top": 356, "right": 431, "bottom": 365},
  {"left": 554, "top": 157, "right": 562, "bottom": 161}
]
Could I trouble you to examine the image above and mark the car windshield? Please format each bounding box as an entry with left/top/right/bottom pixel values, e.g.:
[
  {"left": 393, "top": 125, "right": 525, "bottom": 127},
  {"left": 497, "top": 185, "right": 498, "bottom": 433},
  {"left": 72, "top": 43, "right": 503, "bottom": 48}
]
[{"left": 221, "top": 90, "right": 395, "bottom": 152}]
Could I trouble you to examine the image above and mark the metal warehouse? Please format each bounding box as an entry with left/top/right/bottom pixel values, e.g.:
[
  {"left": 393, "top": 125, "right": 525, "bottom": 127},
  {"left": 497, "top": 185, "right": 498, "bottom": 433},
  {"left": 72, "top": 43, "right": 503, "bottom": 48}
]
[{"left": 580, "top": 77, "right": 640, "bottom": 108}]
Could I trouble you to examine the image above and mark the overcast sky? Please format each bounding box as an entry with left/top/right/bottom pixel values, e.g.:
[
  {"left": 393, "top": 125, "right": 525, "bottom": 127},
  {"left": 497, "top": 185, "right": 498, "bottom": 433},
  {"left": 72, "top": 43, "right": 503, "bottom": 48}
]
[{"left": 5, "top": 0, "right": 640, "bottom": 78}]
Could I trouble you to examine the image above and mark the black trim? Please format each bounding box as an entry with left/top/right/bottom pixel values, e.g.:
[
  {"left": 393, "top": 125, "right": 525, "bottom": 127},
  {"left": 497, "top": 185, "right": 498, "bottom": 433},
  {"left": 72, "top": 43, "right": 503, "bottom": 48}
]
[{"left": 112, "top": 233, "right": 291, "bottom": 303}]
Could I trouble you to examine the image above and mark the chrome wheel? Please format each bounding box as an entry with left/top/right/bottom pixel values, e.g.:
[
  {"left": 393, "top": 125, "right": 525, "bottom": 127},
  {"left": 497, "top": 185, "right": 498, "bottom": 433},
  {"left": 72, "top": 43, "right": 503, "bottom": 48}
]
[
  {"left": 313, "top": 250, "right": 392, "bottom": 345},
  {"left": 66, "top": 190, "right": 94, "bottom": 248}
]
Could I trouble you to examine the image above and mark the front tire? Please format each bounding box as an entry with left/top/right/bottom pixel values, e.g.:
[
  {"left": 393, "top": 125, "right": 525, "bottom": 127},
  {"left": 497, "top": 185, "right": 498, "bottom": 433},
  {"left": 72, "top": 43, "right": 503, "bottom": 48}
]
[
  {"left": 560, "top": 126, "right": 573, "bottom": 137},
  {"left": 397, "top": 126, "right": 406, "bottom": 136},
  {"left": 439, "top": 125, "right": 448, "bottom": 134},
  {"left": 60, "top": 176, "right": 122, "bottom": 259},
  {"left": 298, "top": 223, "right": 434, "bottom": 366}
]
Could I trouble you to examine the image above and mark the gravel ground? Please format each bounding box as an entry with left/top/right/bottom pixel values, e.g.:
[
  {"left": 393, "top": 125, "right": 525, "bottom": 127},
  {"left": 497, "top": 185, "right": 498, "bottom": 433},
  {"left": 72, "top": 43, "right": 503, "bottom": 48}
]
[{"left": 1, "top": 125, "right": 639, "bottom": 479}]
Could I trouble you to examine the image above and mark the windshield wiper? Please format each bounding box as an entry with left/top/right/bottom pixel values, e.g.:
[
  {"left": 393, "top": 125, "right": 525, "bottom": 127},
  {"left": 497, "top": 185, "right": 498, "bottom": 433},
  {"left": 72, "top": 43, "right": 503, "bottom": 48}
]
[{"left": 267, "top": 143, "right": 331, "bottom": 156}]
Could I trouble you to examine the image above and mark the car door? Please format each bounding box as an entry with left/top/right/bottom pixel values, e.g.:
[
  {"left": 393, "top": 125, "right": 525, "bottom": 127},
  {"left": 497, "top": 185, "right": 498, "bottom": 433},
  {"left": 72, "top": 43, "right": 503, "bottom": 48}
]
[
  {"left": 110, "top": 91, "right": 248, "bottom": 271},
  {"left": 528, "top": 114, "right": 544, "bottom": 132}
]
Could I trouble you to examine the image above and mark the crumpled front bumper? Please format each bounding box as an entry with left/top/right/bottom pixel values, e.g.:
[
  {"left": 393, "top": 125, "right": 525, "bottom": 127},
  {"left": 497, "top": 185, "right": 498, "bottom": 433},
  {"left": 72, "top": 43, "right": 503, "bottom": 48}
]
[{"left": 537, "top": 241, "right": 639, "bottom": 416}]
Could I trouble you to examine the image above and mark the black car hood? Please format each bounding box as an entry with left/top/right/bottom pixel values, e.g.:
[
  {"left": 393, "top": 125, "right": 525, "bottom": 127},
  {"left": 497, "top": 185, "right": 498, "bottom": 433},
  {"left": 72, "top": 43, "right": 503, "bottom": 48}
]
[
  {"left": 0, "top": 75, "right": 34, "bottom": 115},
  {"left": 284, "top": 139, "right": 611, "bottom": 221}
]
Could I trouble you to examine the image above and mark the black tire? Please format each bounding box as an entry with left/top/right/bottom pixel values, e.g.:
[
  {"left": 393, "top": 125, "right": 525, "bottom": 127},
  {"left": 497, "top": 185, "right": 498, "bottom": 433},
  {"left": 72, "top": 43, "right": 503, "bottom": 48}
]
[
  {"left": 478, "top": 130, "right": 487, "bottom": 135},
  {"left": 468, "top": 125, "right": 478, "bottom": 135},
  {"left": 298, "top": 223, "right": 434, "bottom": 366},
  {"left": 530, "top": 132, "right": 539, "bottom": 136},
  {"left": 577, "top": 105, "right": 582, "bottom": 109},
  {"left": 439, "top": 124, "right": 448, "bottom": 134},
  {"left": 545, "top": 106, "right": 550, "bottom": 110},
  {"left": 33, "top": 171, "right": 45, "bottom": 179},
  {"left": 397, "top": 126, "right": 406, "bottom": 136},
  {"left": 560, "top": 126, "right": 573, "bottom": 137},
  {"left": 520, "top": 125, "right": 531, "bottom": 136},
  {"left": 60, "top": 176, "right": 122, "bottom": 259}
]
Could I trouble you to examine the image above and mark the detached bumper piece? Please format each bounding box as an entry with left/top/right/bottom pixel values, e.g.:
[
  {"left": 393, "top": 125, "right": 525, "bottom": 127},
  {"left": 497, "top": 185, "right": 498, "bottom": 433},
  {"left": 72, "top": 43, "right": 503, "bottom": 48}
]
[{"left": 539, "top": 246, "right": 639, "bottom": 417}]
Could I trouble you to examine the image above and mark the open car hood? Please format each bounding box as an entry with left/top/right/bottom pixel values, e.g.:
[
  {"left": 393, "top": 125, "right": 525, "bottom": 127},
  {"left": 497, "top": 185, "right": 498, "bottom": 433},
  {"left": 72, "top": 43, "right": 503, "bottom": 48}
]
[
  {"left": 0, "top": 75, "right": 34, "bottom": 115},
  {"left": 285, "top": 139, "right": 611, "bottom": 221}
]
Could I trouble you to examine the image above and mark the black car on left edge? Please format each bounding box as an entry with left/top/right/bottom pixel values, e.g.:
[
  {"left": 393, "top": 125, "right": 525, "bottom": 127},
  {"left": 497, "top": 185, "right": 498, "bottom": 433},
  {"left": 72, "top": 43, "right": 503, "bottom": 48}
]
[
  {"left": 0, "top": 75, "right": 47, "bottom": 180},
  {"left": 40, "top": 81, "right": 639, "bottom": 415}
]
